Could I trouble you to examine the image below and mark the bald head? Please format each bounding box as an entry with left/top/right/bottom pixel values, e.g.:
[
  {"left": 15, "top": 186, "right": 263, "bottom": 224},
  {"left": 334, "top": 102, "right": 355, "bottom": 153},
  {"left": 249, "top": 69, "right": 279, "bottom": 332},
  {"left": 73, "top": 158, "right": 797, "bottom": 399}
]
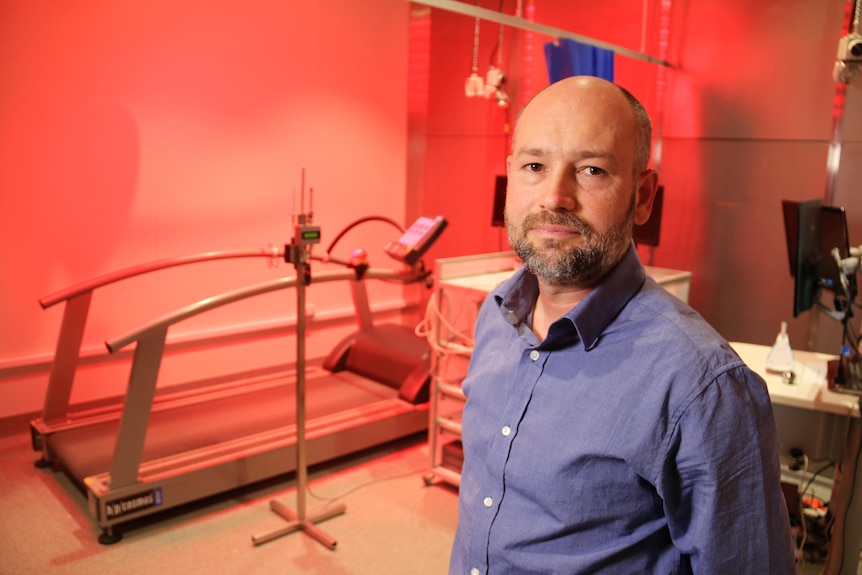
[{"left": 514, "top": 76, "right": 652, "bottom": 176}]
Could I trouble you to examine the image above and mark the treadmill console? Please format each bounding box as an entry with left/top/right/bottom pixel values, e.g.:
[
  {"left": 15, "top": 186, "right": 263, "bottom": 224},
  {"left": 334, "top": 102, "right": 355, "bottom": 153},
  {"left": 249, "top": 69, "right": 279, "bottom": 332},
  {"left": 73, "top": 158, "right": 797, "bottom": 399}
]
[{"left": 384, "top": 215, "right": 447, "bottom": 265}]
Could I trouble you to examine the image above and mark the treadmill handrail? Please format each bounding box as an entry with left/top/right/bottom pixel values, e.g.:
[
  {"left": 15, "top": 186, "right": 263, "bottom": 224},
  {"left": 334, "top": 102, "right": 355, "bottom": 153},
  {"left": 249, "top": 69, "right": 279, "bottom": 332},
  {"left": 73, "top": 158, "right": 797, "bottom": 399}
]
[
  {"left": 105, "top": 267, "right": 421, "bottom": 353},
  {"left": 39, "top": 249, "right": 282, "bottom": 309},
  {"left": 102, "top": 265, "right": 424, "bottom": 490},
  {"left": 36, "top": 249, "right": 284, "bottom": 424}
]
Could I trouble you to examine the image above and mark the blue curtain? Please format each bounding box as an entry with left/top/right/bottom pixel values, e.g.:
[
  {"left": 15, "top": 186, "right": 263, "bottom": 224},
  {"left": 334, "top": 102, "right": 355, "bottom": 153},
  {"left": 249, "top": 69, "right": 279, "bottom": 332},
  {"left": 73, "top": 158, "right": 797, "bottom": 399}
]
[{"left": 544, "top": 38, "right": 614, "bottom": 83}]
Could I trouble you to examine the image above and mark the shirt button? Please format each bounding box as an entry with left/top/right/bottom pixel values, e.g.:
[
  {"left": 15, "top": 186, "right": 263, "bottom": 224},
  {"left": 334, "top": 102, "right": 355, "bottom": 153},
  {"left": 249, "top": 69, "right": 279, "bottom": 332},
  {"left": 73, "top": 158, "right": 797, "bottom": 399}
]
[
  {"left": 470, "top": 569, "right": 481, "bottom": 575},
  {"left": 483, "top": 496, "right": 493, "bottom": 507},
  {"left": 501, "top": 425, "right": 511, "bottom": 436},
  {"left": 530, "top": 350, "right": 540, "bottom": 361}
]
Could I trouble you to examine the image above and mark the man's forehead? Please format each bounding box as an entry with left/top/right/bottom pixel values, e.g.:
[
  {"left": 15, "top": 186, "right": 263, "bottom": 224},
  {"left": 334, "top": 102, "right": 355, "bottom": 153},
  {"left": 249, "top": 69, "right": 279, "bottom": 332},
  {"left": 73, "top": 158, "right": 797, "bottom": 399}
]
[
  {"left": 513, "top": 116, "right": 628, "bottom": 155},
  {"left": 513, "top": 96, "right": 633, "bottom": 159}
]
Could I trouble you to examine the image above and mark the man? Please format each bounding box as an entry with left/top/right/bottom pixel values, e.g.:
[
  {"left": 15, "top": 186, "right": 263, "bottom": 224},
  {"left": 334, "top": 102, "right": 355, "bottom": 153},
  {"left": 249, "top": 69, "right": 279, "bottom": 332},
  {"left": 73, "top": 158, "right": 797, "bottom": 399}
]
[{"left": 449, "top": 76, "right": 796, "bottom": 574}]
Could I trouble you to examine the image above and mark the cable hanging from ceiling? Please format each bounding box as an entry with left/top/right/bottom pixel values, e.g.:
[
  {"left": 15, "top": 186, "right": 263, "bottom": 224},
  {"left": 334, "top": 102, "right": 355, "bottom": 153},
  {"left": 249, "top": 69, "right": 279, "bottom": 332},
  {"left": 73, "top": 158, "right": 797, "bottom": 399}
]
[{"left": 464, "top": 0, "right": 510, "bottom": 108}]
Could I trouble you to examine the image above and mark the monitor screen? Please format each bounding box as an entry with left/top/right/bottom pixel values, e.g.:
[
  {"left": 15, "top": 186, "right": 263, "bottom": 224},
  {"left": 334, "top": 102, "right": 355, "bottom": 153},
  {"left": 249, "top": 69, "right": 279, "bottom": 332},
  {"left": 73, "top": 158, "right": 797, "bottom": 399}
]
[
  {"left": 491, "top": 175, "right": 507, "bottom": 227},
  {"left": 781, "top": 199, "right": 853, "bottom": 318},
  {"left": 782, "top": 200, "right": 800, "bottom": 278},
  {"left": 783, "top": 199, "right": 821, "bottom": 317},
  {"left": 633, "top": 185, "right": 664, "bottom": 247}
]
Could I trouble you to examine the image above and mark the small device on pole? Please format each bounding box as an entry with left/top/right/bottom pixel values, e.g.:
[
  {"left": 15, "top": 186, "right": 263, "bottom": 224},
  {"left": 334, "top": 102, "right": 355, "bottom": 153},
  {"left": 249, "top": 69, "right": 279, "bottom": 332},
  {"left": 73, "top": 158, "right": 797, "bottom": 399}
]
[{"left": 251, "top": 169, "right": 345, "bottom": 549}]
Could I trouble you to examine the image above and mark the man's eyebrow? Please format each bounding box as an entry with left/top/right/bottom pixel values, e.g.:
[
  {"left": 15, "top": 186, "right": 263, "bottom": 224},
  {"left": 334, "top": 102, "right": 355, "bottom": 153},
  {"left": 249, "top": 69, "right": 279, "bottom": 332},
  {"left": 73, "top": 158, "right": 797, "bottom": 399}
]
[
  {"left": 574, "top": 150, "right": 618, "bottom": 163},
  {"left": 514, "top": 147, "right": 547, "bottom": 158},
  {"left": 514, "top": 147, "right": 619, "bottom": 164}
]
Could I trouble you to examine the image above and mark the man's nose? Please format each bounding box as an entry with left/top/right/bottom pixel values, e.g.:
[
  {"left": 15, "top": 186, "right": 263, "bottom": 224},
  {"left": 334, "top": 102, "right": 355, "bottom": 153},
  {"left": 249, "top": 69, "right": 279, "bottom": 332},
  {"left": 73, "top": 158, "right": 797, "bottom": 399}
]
[{"left": 539, "top": 173, "right": 577, "bottom": 212}]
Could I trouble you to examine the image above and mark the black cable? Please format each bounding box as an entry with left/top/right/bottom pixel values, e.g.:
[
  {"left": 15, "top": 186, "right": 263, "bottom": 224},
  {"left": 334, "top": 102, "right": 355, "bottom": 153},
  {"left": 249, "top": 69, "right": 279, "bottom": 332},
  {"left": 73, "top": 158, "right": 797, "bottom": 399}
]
[
  {"left": 800, "top": 461, "right": 836, "bottom": 497},
  {"left": 306, "top": 465, "right": 430, "bottom": 507},
  {"left": 378, "top": 271, "right": 433, "bottom": 285},
  {"left": 324, "top": 216, "right": 405, "bottom": 257}
]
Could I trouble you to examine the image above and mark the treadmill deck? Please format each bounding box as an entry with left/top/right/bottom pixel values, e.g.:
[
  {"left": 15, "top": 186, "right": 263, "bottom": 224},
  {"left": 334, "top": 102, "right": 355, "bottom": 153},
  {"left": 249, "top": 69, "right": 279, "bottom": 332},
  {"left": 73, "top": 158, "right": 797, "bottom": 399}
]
[{"left": 40, "top": 367, "right": 428, "bottom": 531}]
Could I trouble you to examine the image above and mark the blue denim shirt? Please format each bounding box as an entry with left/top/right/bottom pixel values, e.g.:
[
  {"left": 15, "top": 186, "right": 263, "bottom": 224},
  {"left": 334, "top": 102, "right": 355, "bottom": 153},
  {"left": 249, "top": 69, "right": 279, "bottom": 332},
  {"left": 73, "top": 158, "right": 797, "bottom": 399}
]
[{"left": 450, "top": 245, "right": 795, "bottom": 574}]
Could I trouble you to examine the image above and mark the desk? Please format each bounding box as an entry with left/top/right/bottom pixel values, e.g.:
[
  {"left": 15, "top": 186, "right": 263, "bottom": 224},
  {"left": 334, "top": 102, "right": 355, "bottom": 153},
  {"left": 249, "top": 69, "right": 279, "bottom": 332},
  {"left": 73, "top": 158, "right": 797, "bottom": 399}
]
[
  {"left": 732, "top": 342, "right": 857, "bottom": 462},
  {"left": 732, "top": 342, "right": 859, "bottom": 417},
  {"left": 732, "top": 342, "right": 862, "bottom": 575}
]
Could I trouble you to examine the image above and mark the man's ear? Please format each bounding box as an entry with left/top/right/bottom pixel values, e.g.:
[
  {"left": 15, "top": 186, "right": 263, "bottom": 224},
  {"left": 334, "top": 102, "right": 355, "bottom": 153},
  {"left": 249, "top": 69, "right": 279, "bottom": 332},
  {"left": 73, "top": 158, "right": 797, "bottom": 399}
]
[{"left": 633, "top": 169, "right": 659, "bottom": 226}]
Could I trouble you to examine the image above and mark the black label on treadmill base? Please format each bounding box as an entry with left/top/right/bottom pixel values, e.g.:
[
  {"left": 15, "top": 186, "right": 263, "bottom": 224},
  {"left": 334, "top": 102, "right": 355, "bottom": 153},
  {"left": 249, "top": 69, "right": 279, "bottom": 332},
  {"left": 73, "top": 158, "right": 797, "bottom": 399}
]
[{"left": 105, "top": 487, "right": 163, "bottom": 519}]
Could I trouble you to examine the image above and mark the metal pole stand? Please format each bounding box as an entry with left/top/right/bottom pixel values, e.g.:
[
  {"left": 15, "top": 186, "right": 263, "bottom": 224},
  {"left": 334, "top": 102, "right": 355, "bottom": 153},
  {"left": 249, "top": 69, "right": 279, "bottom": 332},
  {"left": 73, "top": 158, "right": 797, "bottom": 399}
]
[{"left": 252, "top": 211, "right": 345, "bottom": 549}]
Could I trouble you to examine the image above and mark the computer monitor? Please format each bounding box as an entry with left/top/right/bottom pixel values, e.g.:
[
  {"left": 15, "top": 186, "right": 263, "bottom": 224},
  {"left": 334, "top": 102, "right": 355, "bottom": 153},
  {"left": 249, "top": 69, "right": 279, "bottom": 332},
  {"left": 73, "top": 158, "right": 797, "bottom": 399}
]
[
  {"left": 782, "top": 199, "right": 854, "bottom": 318},
  {"left": 633, "top": 185, "right": 664, "bottom": 247},
  {"left": 491, "top": 175, "right": 507, "bottom": 228},
  {"left": 782, "top": 199, "right": 821, "bottom": 317}
]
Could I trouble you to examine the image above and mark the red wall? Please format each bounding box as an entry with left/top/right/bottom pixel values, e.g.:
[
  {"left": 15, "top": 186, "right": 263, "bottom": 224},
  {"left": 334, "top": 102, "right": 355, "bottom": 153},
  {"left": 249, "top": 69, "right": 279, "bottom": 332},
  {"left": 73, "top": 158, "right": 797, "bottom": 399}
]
[{"left": 0, "top": 0, "right": 412, "bottom": 417}]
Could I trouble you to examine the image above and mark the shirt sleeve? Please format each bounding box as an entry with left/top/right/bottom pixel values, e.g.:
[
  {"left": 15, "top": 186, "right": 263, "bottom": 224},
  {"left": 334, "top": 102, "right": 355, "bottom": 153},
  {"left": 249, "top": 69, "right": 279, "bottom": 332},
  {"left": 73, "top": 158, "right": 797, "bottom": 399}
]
[{"left": 655, "top": 364, "right": 797, "bottom": 574}]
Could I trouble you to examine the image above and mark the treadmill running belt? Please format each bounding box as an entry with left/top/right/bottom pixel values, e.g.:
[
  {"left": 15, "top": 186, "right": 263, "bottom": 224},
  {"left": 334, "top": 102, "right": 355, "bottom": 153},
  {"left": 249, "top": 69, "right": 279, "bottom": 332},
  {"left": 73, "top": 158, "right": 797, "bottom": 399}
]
[{"left": 47, "top": 370, "right": 399, "bottom": 482}]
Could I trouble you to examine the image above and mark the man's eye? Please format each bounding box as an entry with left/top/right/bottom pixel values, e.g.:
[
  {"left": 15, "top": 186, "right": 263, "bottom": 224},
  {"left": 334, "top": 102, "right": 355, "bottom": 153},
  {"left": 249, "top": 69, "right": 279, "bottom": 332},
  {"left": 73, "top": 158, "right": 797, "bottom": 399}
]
[
  {"left": 580, "top": 166, "right": 606, "bottom": 176},
  {"left": 526, "top": 163, "right": 543, "bottom": 172}
]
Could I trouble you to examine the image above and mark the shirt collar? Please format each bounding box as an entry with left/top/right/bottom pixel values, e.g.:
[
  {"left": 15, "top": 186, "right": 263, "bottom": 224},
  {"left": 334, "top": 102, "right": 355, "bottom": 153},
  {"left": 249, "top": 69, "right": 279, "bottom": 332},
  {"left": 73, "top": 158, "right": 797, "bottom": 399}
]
[{"left": 492, "top": 244, "right": 646, "bottom": 350}]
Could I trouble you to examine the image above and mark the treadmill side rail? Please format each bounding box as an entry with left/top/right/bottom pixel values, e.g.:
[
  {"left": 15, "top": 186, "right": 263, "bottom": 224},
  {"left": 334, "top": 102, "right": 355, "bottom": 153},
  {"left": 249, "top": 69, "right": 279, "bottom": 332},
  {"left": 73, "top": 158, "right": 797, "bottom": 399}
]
[
  {"left": 42, "top": 291, "right": 92, "bottom": 423},
  {"left": 109, "top": 327, "right": 167, "bottom": 489}
]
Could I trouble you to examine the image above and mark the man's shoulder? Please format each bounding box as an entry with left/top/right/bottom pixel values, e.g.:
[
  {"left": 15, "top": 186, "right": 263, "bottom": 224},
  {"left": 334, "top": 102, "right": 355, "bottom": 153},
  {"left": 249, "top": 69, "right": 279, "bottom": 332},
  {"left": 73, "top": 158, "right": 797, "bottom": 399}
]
[{"left": 627, "top": 279, "right": 742, "bottom": 368}]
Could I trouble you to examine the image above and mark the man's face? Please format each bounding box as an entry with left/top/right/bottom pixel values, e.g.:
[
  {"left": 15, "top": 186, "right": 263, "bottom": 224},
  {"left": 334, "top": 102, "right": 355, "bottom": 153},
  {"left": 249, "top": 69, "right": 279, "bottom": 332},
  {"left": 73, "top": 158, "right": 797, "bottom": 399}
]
[{"left": 505, "top": 78, "right": 652, "bottom": 288}]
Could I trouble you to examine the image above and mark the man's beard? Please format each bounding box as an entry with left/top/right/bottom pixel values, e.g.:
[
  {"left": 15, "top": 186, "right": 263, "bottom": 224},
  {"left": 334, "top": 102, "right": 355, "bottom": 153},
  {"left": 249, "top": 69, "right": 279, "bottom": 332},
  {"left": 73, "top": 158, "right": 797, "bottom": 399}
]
[{"left": 506, "top": 206, "right": 634, "bottom": 288}]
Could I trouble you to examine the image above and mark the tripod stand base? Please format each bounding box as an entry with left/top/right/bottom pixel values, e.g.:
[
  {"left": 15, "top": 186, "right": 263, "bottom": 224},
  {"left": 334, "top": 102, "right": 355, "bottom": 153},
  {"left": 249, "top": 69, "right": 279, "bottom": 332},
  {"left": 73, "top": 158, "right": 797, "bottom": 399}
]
[{"left": 251, "top": 499, "right": 346, "bottom": 548}]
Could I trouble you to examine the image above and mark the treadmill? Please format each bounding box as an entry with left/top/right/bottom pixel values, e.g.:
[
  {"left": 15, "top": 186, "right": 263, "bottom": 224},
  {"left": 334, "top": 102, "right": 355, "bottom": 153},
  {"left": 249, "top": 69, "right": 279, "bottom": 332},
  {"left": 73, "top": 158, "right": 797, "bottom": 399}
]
[{"left": 30, "top": 215, "right": 447, "bottom": 543}]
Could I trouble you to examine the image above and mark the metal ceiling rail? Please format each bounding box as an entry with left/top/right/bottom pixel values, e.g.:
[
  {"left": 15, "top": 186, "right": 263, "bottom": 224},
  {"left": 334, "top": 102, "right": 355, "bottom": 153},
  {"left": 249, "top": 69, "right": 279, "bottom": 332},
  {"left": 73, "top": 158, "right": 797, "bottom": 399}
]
[{"left": 410, "top": 0, "right": 673, "bottom": 68}]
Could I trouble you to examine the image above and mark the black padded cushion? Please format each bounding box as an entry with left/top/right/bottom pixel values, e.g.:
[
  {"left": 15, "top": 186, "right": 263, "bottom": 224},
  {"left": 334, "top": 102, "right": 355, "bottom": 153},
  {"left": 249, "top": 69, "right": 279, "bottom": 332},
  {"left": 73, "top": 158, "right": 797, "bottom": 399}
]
[{"left": 344, "top": 324, "right": 429, "bottom": 393}]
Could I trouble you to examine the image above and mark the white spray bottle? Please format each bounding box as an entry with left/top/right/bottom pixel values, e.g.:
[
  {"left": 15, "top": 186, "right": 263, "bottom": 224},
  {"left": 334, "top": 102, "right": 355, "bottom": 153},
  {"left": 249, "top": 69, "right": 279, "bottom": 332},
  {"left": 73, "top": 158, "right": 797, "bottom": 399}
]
[{"left": 765, "top": 321, "right": 795, "bottom": 374}]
